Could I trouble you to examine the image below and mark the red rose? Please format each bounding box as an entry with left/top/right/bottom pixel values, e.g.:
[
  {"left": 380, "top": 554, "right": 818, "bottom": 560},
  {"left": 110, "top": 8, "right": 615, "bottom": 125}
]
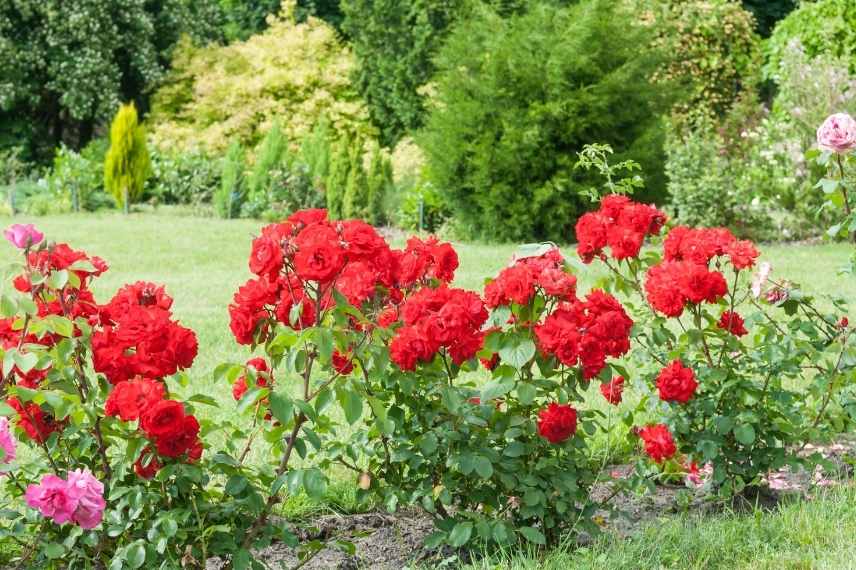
[
  {"left": 389, "top": 326, "right": 436, "bottom": 371},
  {"left": 575, "top": 212, "right": 608, "bottom": 263},
  {"left": 134, "top": 448, "right": 162, "bottom": 480},
  {"left": 154, "top": 415, "right": 200, "bottom": 458},
  {"left": 644, "top": 262, "right": 686, "bottom": 317},
  {"left": 294, "top": 225, "right": 345, "bottom": 283},
  {"left": 600, "top": 376, "right": 625, "bottom": 405},
  {"left": 656, "top": 360, "right": 698, "bottom": 403},
  {"left": 7, "top": 398, "right": 61, "bottom": 442},
  {"left": 606, "top": 225, "right": 645, "bottom": 260},
  {"left": 104, "top": 377, "right": 165, "bottom": 422},
  {"left": 639, "top": 424, "right": 676, "bottom": 463},
  {"left": 233, "top": 358, "right": 273, "bottom": 401},
  {"left": 140, "top": 400, "right": 186, "bottom": 439},
  {"left": 537, "top": 403, "right": 578, "bottom": 444},
  {"left": 332, "top": 351, "right": 354, "bottom": 375},
  {"left": 717, "top": 310, "right": 748, "bottom": 337},
  {"left": 249, "top": 236, "right": 284, "bottom": 277},
  {"left": 725, "top": 240, "right": 759, "bottom": 270},
  {"left": 287, "top": 208, "right": 329, "bottom": 227},
  {"left": 429, "top": 241, "right": 459, "bottom": 283}
]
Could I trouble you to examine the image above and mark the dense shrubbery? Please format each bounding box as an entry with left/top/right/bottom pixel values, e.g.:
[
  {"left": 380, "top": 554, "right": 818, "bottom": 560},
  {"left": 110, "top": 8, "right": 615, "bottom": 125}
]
[
  {"left": 148, "top": 1, "right": 375, "bottom": 153},
  {"left": 421, "top": 0, "right": 674, "bottom": 242}
]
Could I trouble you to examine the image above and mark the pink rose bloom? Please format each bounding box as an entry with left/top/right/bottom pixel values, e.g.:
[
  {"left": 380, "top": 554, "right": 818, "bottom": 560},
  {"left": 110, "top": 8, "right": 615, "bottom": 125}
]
[
  {"left": 0, "top": 417, "right": 16, "bottom": 468},
  {"left": 817, "top": 113, "right": 856, "bottom": 153},
  {"left": 751, "top": 261, "right": 772, "bottom": 299},
  {"left": 66, "top": 468, "right": 106, "bottom": 529},
  {"left": 3, "top": 224, "right": 44, "bottom": 249},
  {"left": 25, "top": 474, "right": 77, "bottom": 524}
]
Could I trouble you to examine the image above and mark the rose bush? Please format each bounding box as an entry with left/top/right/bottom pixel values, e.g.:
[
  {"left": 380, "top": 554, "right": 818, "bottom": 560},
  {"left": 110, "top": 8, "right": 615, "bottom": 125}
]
[{"left": 578, "top": 194, "right": 856, "bottom": 497}]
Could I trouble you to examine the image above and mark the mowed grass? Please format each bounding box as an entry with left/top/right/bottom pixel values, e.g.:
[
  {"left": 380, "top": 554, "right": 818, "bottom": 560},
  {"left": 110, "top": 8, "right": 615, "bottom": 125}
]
[{"left": 1, "top": 212, "right": 855, "bottom": 567}]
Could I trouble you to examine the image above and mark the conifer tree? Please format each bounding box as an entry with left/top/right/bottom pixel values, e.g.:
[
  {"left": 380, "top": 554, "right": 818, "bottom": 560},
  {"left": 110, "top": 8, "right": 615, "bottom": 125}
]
[
  {"left": 343, "top": 137, "right": 369, "bottom": 219},
  {"left": 325, "top": 132, "right": 351, "bottom": 219},
  {"left": 104, "top": 103, "right": 150, "bottom": 213},
  {"left": 216, "top": 140, "right": 246, "bottom": 219}
]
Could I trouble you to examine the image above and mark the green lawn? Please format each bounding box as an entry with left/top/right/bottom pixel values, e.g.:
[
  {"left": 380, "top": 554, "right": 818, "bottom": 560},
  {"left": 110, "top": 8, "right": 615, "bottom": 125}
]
[{"left": 1, "top": 212, "right": 855, "bottom": 567}]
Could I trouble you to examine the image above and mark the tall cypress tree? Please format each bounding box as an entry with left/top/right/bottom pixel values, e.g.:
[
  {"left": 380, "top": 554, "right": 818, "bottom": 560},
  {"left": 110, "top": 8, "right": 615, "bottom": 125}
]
[{"left": 103, "top": 103, "right": 150, "bottom": 213}]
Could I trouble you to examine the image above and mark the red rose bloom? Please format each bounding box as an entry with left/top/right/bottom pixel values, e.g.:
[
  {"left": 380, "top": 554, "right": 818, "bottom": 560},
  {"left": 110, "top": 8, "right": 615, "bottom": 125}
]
[
  {"left": 155, "top": 415, "right": 200, "bottom": 458},
  {"left": 537, "top": 403, "right": 578, "bottom": 444},
  {"left": 332, "top": 351, "right": 354, "bottom": 375},
  {"left": 105, "top": 377, "right": 165, "bottom": 422},
  {"left": 249, "top": 235, "right": 284, "bottom": 277},
  {"left": 232, "top": 358, "right": 272, "bottom": 401},
  {"left": 8, "top": 398, "right": 61, "bottom": 442},
  {"left": 293, "top": 225, "right": 345, "bottom": 283},
  {"left": 575, "top": 212, "right": 608, "bottom": 263},
  {"left": 600, "top": 376, "right": 625, "bottom": 405},
  {"left": 639, "top": 424, "right": 677, "bottom": 463},
  {"left": 134, "top": 448, "right": 162, "bottom": 480},
  {"left": 725, "top": 240, "right": 759, "bottom": 270},
  {"left": 140, "top": 400, "right": 186, "bottom": 439},
  {"left": 717, "top": 310, "right": 748, "bottom": 337},
  {"left": 656, "top": 360, "right": 698, "bottom": 403},
  {"left": 389, "top": 326, "right": 437, "bottom": 371}
]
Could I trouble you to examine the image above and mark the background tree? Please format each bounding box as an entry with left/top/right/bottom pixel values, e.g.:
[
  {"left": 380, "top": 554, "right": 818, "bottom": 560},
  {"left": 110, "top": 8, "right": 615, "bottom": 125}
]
[
  {"left": 741, "top": 0, "right": 797, "bottom": 37},
  {"left": 326, "top": 133, "right": 352, "bottom": 219},
  {"left": 104, "top": 103, "right": 151, "bottom": 213},
  {"left": 0, "top": 0, "right": 222, "bottom": 162},
  {"left": 340, "top": 0, "right": 468, "bottom": 146},
  {"left": 421, "top": 0, "right": 674, "bottom": 242},
  {"left": 343, "top": 136, "right": 369, "bottom": 219}
]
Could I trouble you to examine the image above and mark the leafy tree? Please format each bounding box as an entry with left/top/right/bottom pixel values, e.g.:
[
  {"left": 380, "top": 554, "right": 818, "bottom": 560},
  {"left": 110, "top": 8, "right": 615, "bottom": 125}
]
[
  {"left": 326, "top": 133, "right": 352, "bottom": 219},
  {"left": 766, "top": 0, "right": 856, "bottom": 80},
  {"left": 248, "top": 122, "right": 289, "bottom": 205},
  {"left": 0, "top": 0, "right": 222, "bottom": 161},
  {"left": 300, "top": 118, "right": 333, "bottom": 190},
  {"left": 104, "top": 103, "right": 151, "bottom": 213},
  {"left": 340, "top": 0, "right": 468, "bottom": 146},
  {"left": 343, "top": 137, "right": 369, "bottom": 219},
  {"left": 421, "top": 0, "right": 673, "bottom": 242},
  {"left": 220, "top": 0, "right": 344, "bottom": 41},
  {"left": 741, "top": 0, "right": 797, "bottom": 37},
  {"left": 149, "top": 0, "right": 375, "bottom": 152},
  {"left": 366, "top": 147, "right": 393, "bottom": 225},
  {"left": 216, "top": 141, "right": 246, "bottom": 219}
]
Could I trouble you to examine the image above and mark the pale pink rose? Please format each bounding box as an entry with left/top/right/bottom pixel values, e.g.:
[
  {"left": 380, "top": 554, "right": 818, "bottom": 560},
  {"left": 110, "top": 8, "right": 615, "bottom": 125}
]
[
  {"left": 0, "top": 417, "right": 16, "bottom": 468},
  {"left": 25, "top": 474, "right": 77, "bottom": 524},
  {"left": 3, "top": 224, "right": 43, "bottom": 249},
  {"left": 817, "top": 112, "right": 856, "bottom": 153},
  {"left": 66, "top": 468, "right": 106, "bottom": 529},
  {"left": 751, "top": 261, "right": 772, "bottom": 299}
]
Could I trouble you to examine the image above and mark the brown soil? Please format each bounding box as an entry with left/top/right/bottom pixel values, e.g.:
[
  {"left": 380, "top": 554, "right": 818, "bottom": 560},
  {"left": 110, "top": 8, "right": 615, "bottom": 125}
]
[{"left": 207, "top": 436, "right": 856, "bottom": 569}]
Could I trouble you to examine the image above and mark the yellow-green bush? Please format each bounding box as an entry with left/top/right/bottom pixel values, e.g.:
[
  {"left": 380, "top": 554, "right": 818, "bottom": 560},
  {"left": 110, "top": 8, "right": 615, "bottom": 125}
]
[{"left": 148, "top": 0, "right": 375, "bottom": 153}]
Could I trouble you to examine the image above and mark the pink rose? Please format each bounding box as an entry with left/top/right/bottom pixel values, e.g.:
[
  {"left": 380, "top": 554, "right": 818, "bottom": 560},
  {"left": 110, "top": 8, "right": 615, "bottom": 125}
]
[
  {"left": 25, "top": 474, "right": 77, "bottom": 524},
  {"left": 817, "top": 113, "right": 856, "bottom": 153},
  {"left": 3, "top": 224, "right": 43, "bottom": 249},
  {"left": 0, "top": 417, "right": 16, "bottom": 468},
  {"left": 24, "top": 469, "right": 105, "bottom": 529},
  {"left": 66, "top": 468, "right": 106, "bottom": 529}
]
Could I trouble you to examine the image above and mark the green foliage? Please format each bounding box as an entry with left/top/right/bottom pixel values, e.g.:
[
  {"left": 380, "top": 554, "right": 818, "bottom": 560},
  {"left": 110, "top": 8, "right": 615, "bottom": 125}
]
[
  {"left": 146, "top": 148, "right": 222, "bottom": 208},
  {"left": 0, "top": 0, "right": 222, "bottom": 161},
  {"left": 395, "top": 182, "right": 451, "bottom": 232},
  {"left": 47, "top": 140, "right": 111, "bottom": 212},
  {"left": 421, "top": 0, "right": 673, "bottom": 242},
  {"left": 326, "top": 133, "right": 352, "bottom": 219},
  {"left": 741, "top": 0, "right": 797, "bottom": 37},
  {"left": 220, "top": 0, "right": 344, "bottom": 42},
  {"left": 300, "top": 118, "right": 333, "bottom": 190},
  {"left": 341, "top": 0, "right": 468, "bottom": 145},
  {"left": 148, "top": 1, "right": 375, "bottom": 153},
  {"left": 216, "top": 141, "right": 246, "bottom": 219},
  {"left": 649, "top": 0, "right": 760, "bottom": 122},
  {"left": 343, "top": 138, "right": 369, "bottom": 219},
  {"left": 366, "top": 148, "right": 393, "bottom": 225},
  {"left": 104, "top": 103, "right": 151, "bottom": 211},
  {"left": 248, "top": 122, "right": 289, "bottom": 205},
  {"left": 766, "top": 0, "right": 856, "bottom": 81}
]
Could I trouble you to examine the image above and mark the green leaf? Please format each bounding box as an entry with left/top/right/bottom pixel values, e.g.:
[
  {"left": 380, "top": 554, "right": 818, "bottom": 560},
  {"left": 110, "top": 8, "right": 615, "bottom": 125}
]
[
  {"left": 338, "top": 389, "right": 363, "bottom": 425},
  {"left": 13, "top": 350, "right": 38, "bottom": 374},
  {"left": 43, "top": 542, "right": 64, "bottom": 559},
  {"left": 269, "top": 392, "right": 294, "bottom": 424},
  {"left": 519, "top": 526, "right": 546, "bottom": 545},
  {"left": 314, "top": 328, "right": 334, "bottom": 363},
  {"left": 734, "top": 424, "right": 756, "bottom": 446},
  {"left": 188, "top": 394, "right": 219, "bottom": 406},
  {"left": 226, "top": 475, "right": 248, "bottom": 496},
  {"left": 303, "top": 468, "right": 327, "bottom": 499},
  {"left": 480, "top": 378, "right": 514, "bottom": 402},
  {"left": 232, "top": 549, "right": 252, "bottom": 570},
  {"left": 516, "top": 382, "right": 536, "bottom": 406},
  {"left": 448, "top": 521, "right": 473, "bottom": 547},
  {"left": 126, "top": 541, "right": 146, "bottom": 569},
  {"left": 236, "top": 387, "right": 269, "bottom": 414},
  {"left": 499, "top": 337, "right": 536, "bottom": 370},
  {"left": 473, "top": 456, "right": 493, "bottom": 479}
]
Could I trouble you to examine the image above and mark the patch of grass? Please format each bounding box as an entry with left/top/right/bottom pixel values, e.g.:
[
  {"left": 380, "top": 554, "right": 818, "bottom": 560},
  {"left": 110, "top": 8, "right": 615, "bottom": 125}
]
[{"left": 461, "top": 485, "right": 856, "bottom": 570}]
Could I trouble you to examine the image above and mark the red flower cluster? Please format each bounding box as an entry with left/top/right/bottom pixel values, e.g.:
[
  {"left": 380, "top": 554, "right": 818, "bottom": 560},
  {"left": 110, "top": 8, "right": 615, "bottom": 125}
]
[
  {"left": 6, "top": 398, "right": 62, "bottom": 442},
  {"left": 717, "top": 310, "right": 748, "bottom": 337},
  {"left": 639, "top": 424, "right": 676, "bottom": 463},
  {"left": 229, "top": 209, "right": 459, "bottom": 346},
  {"left": 389, "top": 286, "right": 488, "bottom": 370},
  {"left": 537, "top": 403, "right": 578, "bottom": 444},
  {"left": 644, "top": 261, "right": 727, "bottom": 317},
  {"left": 232, "top": 358, "right": 273, "bottom": 402},
  {"left": 92, "top": 283, "right": 198, "bottom": 384},
  {"left": 664, "top": 226, "right": 759, "bottom": 269},
  {"left": 105, "top": 377, "right": 166, "bottom": 422},
  {"left": 140, "top": 400, "right": 202, "bottom": 461},
  {"left": 485, "top": 247, "right": 576, "bottom": 308},
  {"left": 656, "top": 360, "right": 698, "bottom": 403},
  {"left": 575, "top": 195, "right": 666, "bottom": 263},
  {"left": 600, "top": 376, "right": 625, "bottom": 405},
  {"left": 534, "top": 290, "right": 633, "bottom": 378}
]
